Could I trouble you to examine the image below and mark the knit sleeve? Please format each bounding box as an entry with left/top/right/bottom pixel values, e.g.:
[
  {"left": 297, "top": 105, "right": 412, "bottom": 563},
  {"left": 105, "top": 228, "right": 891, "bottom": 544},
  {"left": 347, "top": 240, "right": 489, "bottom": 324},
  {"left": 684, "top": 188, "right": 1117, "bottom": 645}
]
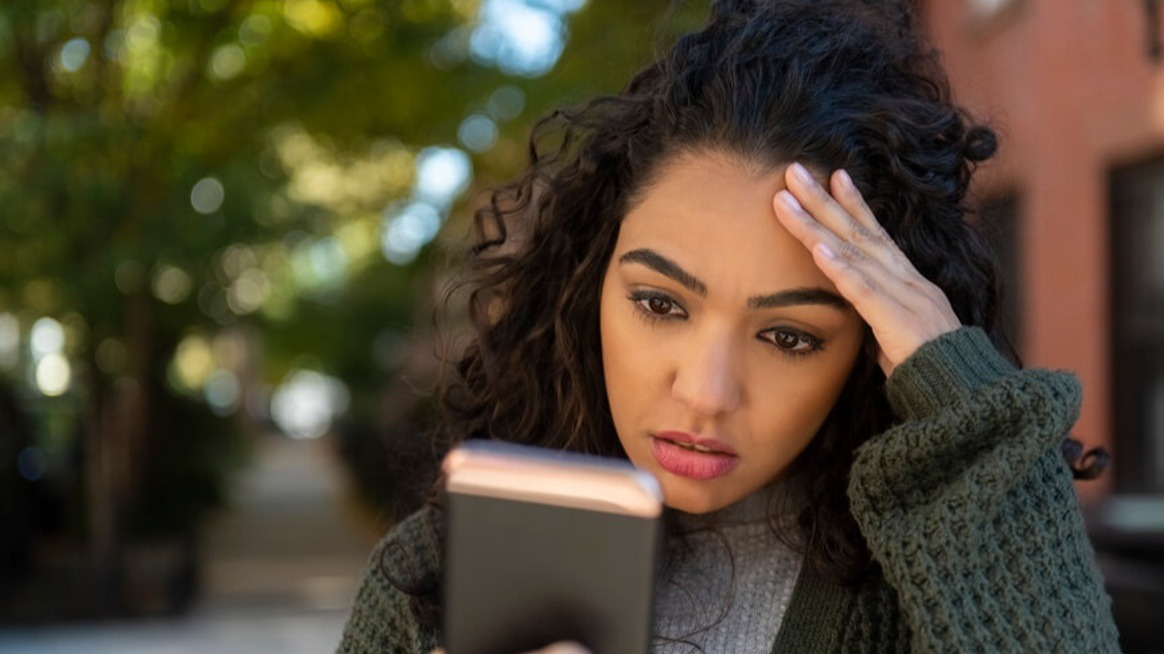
[
  {"left": 336, "top": 506, "right": 444, "bottom": 654},
  {"left": 847, "top": 327, "right": 1119, "bottom": 653}
]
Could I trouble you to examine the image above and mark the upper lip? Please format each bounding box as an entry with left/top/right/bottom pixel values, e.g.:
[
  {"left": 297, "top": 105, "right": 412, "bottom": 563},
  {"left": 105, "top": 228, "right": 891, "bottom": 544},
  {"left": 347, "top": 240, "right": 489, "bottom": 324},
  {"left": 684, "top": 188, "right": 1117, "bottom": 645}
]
[{"left": 654, "top": 431, "right": 738, "bottom": 456}]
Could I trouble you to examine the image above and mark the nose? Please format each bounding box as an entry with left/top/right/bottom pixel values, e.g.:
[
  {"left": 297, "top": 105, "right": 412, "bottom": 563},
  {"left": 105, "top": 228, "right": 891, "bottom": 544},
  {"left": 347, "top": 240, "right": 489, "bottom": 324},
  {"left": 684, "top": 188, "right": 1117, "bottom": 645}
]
[{"left": 671, "top": 330, "right": 743, "bottom": 418}]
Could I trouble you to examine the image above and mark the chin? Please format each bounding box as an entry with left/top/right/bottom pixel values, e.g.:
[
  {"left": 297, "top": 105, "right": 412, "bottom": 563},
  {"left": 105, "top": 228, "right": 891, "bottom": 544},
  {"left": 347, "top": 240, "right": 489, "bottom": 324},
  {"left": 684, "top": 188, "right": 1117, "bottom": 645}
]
[{"left": 661, "top": 484, "right": 733, "bottom": 515}]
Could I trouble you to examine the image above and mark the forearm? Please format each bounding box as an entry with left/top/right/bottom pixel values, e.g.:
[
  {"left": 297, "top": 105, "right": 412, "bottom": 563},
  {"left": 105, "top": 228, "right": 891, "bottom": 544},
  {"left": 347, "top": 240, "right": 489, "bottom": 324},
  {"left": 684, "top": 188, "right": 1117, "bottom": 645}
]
[{"left": 848, "top": 328, "right": 1119, "bottom": 653}]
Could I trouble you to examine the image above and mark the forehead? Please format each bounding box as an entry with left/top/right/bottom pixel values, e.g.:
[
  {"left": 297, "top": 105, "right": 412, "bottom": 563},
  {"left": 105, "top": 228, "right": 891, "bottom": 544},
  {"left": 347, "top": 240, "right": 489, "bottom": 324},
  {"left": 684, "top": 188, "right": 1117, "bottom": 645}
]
[{"left": 617, "top": 152, "right": 835, "bottom": 293}]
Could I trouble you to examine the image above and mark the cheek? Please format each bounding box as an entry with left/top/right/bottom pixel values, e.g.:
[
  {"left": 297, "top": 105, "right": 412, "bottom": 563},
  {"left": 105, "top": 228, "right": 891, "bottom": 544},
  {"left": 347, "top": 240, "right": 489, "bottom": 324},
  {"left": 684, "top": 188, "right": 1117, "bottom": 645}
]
[
  {"left": 752, "top": 345, "right": 862, "bottom": 442},
  {"left": 599, "top": 278, "right": 632, "bottom": 408},
  {"left": 601, "top": 297, "right": 638, "bottom": 384},
  {"left": 599, "top": 282, "right": 666, "bottom": 437}
]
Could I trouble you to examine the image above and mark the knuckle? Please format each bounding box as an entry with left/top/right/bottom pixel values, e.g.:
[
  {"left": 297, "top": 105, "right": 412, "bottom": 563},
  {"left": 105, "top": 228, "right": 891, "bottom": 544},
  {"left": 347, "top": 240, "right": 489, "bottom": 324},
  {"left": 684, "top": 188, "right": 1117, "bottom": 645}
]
[
  {"left": 847, "top": 224, "right": 877, "bottom": 247},
  {"left": 837, "top": 240, "right": 865, "bottom": 261},
  {"left": 873, "top": 225, "right": 897, "bottom": 247}
]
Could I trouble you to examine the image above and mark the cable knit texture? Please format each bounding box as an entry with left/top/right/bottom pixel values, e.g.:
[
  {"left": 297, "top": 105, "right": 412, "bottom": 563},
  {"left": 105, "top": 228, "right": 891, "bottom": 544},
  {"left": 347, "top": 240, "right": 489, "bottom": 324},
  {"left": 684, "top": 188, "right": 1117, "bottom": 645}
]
[
  {"left": 336, "top": 327, "right": 1120, "bottom": 653},
  {"left": 843, "top": 327, "right": 1119, "bottom": 653},
  {"left": 338, "top": 507, "right": 443, "bottom": 654}
]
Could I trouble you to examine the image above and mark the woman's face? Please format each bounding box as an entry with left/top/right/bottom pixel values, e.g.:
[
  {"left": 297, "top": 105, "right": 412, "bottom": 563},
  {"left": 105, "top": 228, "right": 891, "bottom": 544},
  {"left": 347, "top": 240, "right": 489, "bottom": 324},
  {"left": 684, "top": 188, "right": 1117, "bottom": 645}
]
[{"left": 599, "top": 150, "right": 865, "bottom": 514}]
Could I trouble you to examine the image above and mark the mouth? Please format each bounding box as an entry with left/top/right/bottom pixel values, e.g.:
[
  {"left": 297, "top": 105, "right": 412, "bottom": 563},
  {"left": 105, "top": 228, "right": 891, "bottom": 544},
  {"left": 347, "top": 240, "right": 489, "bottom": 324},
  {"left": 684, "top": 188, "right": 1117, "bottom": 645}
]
[
  {"left": 654, "top": 431, "right": 738, "bottom": 456},
  {"left": 650, "top": 431, "right": 740, "bottom": 480},
  {"left": 663, "top": 438, "right": 729, "bottom": 455}
]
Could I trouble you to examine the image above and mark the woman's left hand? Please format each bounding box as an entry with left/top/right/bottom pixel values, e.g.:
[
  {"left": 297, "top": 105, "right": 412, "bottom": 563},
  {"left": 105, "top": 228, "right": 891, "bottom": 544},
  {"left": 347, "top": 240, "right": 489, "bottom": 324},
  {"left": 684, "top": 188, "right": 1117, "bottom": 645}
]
[{"left": 772, "top": 162, "right": 961, "bottom": 376}]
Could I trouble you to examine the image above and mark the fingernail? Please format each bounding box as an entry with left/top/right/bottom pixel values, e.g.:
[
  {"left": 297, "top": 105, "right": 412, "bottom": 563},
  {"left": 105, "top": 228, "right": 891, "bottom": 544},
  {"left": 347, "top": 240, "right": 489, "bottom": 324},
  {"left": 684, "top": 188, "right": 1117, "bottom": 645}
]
[
  {"left": 790, "top": 162, "right": 813, "bottom": 184},
  {"left": 837, "top": 169, "right": 853, "bottom": 189},
  {"left": 817, "top": 242, "right": 836, "bottom": 259},
  {"left": 778, "top": 190, "right": 802, "bottom": 212}
]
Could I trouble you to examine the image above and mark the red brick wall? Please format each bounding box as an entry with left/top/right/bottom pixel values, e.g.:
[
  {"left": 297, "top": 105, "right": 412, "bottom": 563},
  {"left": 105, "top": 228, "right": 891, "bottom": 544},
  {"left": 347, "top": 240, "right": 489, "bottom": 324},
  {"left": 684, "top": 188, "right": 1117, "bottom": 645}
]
[{"left": 924, "top": 0, "right": 1164, "bottom": 501}]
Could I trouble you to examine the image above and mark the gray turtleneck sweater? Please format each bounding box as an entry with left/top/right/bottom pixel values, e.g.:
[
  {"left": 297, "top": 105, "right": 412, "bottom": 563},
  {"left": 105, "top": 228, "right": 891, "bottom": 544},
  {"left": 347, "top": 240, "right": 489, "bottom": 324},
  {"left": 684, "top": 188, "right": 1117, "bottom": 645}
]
[{"left": 652, "top": 486, "right": 801, "bottom": 652}]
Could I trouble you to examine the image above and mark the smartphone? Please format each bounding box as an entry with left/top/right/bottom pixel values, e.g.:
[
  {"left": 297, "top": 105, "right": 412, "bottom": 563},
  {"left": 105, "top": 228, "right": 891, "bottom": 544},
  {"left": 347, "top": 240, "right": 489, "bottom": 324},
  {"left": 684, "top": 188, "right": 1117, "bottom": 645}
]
[{"left": 442, "top": 440, "right": 663, "bottom": 654}]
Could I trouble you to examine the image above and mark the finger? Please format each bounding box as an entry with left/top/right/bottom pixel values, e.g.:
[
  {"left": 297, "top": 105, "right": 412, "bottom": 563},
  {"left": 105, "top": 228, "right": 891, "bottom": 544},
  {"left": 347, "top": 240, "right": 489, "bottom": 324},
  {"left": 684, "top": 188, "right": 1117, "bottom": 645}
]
[
  {"left": 828, "top": 169, "right": 880, "bottom": 234},
  {"left": 783, "top": 163, "right": 908, "bottom": 276},
  {"left": 828, "top": 169, "right": 920, "bottom": 277},
  {"left": 775, "top": 190, "right": 951, "bottom": 350},
  {"left": 811, "top": 240, "right": 905, "bottom": 317},
  {"left": 815, "top": 240, "right": 961, "bottom": 368},
  {"left": 773, "top": 189, "right": 913, "bottom": 303},
  {"left": 808, "top": 240, "right": 919, "bottom": 341}
]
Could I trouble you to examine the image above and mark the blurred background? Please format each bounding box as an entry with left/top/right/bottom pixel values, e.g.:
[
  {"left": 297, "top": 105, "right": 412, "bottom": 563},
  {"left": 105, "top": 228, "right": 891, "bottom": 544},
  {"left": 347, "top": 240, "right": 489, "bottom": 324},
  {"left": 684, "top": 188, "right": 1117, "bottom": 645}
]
[{"left": 0, "top": 0, "right": 1160, "bottom": 652}]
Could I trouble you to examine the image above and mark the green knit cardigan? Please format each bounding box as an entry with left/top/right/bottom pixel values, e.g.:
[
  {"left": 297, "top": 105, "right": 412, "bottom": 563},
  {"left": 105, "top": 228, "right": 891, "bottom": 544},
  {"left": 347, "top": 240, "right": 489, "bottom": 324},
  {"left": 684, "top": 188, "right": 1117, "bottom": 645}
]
[{"left": 337, "top": 327, "right": 1121, "bottom": 653}]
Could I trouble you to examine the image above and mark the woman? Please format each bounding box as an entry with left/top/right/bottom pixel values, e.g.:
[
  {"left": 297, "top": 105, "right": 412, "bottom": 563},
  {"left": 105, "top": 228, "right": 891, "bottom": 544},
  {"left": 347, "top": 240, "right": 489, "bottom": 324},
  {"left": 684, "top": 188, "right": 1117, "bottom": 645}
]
[{"left": 338, "top": 0, "right": 1119, "bottom": 651}]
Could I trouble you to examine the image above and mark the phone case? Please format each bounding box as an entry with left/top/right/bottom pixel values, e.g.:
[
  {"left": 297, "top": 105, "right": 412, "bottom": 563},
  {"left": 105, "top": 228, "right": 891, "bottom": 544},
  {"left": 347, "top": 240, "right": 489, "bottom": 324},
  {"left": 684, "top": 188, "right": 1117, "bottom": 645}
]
[{"left": 443, "top": 441, "right": 663, "bottom": 654}]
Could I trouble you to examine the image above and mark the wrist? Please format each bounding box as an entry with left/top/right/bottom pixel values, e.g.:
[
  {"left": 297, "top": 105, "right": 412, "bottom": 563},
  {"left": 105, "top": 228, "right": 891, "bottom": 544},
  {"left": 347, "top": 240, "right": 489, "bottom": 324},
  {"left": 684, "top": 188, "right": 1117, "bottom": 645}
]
[{"left": 884, "top": 326, "right": 1014, "bottom": 421}]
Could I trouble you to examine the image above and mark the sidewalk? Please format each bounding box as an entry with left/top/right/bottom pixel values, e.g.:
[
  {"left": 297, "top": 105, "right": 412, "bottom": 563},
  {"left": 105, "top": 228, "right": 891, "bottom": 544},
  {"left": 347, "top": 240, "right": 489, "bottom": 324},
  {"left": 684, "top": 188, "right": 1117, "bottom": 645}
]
[{"left": 0, "top": 433, "right": 382, "bottom": 654}]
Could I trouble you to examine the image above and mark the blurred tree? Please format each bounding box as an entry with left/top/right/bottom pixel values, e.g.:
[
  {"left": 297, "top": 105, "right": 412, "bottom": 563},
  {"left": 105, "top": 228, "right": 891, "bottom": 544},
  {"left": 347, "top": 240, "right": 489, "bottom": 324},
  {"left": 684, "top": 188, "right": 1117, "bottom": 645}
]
[{"left": 0, "top": 0, "right": 707, "bottom": 616}]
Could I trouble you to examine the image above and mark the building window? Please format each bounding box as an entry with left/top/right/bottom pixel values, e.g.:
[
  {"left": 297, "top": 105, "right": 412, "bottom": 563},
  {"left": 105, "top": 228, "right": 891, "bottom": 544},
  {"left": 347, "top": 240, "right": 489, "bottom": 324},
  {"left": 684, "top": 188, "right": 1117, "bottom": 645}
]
[
  {"left": 978, "top": 194, "right": 1024, "bottom": 354},
  {"left": 1111, "top": 158, "right": 1164, "bottom": 493}
]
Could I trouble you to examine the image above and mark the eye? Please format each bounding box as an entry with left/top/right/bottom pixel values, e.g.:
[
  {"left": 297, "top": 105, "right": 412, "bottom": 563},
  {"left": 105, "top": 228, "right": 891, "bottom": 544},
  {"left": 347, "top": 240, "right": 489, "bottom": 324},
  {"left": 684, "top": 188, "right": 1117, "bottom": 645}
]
[
  {"left": 760, "top": 327, "right": 823, "bottom": 356},
  {"left": 628, "top": 290, "right": 687, "bottom": 321}
]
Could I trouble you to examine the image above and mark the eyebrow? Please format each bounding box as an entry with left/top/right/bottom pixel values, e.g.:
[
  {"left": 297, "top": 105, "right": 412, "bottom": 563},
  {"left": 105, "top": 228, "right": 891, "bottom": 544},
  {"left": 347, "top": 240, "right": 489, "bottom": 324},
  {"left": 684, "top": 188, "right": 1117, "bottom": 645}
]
[
  {"left": 746, "top": 288, "right": 849, "bottom": 310},
  {"left": 619, "top": 249, "right": 706, "bottom": 295},
  {"left": 618, "top": 248, "right": 850, "bottom": 311}
]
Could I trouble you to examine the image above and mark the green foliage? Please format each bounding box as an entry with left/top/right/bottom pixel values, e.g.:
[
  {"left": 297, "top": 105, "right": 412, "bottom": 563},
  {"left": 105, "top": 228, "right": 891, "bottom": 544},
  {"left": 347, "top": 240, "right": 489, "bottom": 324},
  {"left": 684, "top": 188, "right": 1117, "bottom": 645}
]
[{"left": 0, "top": 0, "right": 712, "bottom": 543}]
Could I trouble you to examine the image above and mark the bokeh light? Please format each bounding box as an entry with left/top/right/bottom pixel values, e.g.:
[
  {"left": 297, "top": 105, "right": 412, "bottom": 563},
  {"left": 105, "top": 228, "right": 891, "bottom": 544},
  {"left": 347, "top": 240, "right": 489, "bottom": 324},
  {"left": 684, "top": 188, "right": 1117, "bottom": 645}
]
[
  {"left": 414, "top": 146, "right": 472, "bottom": 207},
  {"left": 30, "top": 317, "right": 65, "bottom": 359},
  {"left": 381, "top": 202, "right": 443, "bottom": 265},
  {"left": 486, "top": 84, "right": 526, "bottom": 121},
  {"left": 125, "top": 15, "right": 160, "bottom": 53},
  {"left": 227, "top": 269, "right": 269, "bottom": 314},
  {"left": 210, "top": 43, "right": 247, "bottom": 80},
  {"left": 35, "top": 353, "right": 71, "bottom": 397},
  {"left": 203, "top": 368, "right": 241, "bottom": 416},
  {"left": 270, "top": 369, "right": 350, "bottom": 439},
  {"left": 239, "top": 14, "right": 272, "bottom": 46},
  {"left": 458, "top": 114, "right": 499, "bottom": 152},
  {"left": 291, "top": 237, "right": 349, "bottom": 296},
  {"left": 58, "top": 37, "right": 91, "bottom": 73},
  {"left": 191, "top": 176, "right": 226, "bottom": 214},
  {"left": 152, "top": 265, "right": 193, "bottom": 304},
  {"left": 172, "top": 333, "right": 215, "bottom": 391},
  {"left": 470, "top": 0, "right": 580, "bottom": 77},
  {"left": 284, "top": 0, "right": 343, "bottom": 38}
]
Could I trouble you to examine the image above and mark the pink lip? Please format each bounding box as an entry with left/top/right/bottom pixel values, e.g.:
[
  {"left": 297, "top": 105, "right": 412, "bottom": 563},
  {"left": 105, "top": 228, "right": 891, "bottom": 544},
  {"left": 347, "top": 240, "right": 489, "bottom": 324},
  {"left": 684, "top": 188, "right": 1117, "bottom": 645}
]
[{"left": 651, "top": 431, "right": 740, "bottom": 480}]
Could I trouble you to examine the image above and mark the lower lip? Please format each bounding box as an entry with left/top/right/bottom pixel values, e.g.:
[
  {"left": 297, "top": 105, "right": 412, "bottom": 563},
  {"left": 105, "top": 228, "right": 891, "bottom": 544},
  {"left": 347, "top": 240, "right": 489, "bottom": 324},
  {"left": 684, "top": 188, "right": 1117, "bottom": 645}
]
[{"left": 650, "top": 437, "right": 739, "bottom": 480}]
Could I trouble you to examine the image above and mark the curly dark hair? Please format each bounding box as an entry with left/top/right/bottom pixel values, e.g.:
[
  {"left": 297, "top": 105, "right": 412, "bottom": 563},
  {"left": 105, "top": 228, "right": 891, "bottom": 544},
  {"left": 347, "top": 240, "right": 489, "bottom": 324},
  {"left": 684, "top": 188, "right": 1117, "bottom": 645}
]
[{"left": 434, "top": 0, "right": 1106, "bottom": 585}]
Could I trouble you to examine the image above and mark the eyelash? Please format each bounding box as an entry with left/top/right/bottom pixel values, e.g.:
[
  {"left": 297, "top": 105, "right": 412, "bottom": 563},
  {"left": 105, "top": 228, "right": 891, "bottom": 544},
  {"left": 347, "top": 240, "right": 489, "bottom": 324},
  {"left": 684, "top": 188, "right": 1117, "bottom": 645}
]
[
  {"left": 628, "top": 289, "right": 688, "bottom": 322},
  {"left": 626, "top": 290, "right": 826, "bottom": 358},
  {"left": 758, "top": 327, "right": 824, "bottom": 358}
]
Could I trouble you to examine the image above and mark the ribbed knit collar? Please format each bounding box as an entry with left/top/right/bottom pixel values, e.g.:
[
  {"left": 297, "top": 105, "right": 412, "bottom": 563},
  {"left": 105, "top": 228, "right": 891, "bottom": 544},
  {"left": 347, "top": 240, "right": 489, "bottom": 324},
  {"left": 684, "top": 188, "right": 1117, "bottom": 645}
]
[{"left": 670, "top": 481, "right": 785, "bottom": 532}]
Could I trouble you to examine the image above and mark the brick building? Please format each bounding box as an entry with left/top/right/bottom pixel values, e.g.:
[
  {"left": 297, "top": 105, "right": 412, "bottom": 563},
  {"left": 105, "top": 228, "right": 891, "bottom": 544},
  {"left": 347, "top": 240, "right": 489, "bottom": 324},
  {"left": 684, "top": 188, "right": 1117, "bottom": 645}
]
[{"left": 924, "top": 0, "right": 1164, "bottom": 503}]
